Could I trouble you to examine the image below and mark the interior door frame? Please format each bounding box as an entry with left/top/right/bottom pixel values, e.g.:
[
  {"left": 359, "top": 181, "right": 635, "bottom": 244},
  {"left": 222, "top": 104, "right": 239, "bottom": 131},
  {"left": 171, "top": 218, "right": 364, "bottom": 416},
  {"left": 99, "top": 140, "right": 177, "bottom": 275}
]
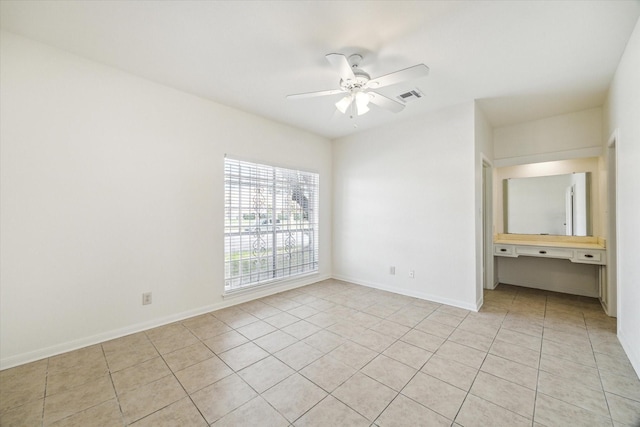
[
  {"left": 607, "top": 129, "right": 618, "bottom": 317},
  {"left": 482, "top": 156, "right": 495, "bottom": 290}
]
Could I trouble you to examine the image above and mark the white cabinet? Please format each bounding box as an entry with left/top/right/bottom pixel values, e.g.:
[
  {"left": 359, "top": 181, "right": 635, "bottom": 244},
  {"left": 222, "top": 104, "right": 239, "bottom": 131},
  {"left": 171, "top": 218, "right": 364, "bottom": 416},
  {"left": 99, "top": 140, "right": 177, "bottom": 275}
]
[
  {"left": 494, "top": 243, "right": 605, "bottom": 265},
  {"left": 493, "top": 234, "right": 610, "bottom": 315}
]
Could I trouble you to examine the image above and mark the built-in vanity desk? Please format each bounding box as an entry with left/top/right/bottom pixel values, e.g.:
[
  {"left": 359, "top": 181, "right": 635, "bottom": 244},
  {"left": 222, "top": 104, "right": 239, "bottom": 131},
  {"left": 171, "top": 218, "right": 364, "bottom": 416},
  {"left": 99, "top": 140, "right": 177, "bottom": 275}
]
[
  {"left": 493, "top": 233, "right": 610, "bottom": 313},
  {"left": 494, "top": 233, "right": 606, "bottom": 265},
  {"left": 493, "top": 160, "right": 614, "bottom": 316}
]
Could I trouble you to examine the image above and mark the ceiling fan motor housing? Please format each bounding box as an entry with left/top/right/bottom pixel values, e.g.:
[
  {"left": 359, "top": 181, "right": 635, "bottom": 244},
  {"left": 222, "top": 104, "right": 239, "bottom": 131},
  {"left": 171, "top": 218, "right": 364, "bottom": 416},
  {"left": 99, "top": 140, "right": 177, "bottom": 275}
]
[
  {"left": 340, "top": 74, "right": 370, "bottom": 91},
  {"left": 340, "top": 54, "right": 370, "bottom": 91}
]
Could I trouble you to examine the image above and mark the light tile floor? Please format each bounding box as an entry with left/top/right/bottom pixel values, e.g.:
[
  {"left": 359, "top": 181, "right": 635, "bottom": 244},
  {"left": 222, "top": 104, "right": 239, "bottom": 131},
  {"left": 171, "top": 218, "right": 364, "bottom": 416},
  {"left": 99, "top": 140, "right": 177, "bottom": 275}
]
[{"left": 1, "top": 280, "right": 639, "bottom": 426}]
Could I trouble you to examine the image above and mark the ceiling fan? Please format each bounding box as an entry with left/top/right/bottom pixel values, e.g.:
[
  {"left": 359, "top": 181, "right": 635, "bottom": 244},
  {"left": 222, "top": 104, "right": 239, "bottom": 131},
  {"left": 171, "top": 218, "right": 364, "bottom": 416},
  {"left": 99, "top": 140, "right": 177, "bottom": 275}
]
[{"left": 287, "top": 53, "right": 429, "bottom": 117}]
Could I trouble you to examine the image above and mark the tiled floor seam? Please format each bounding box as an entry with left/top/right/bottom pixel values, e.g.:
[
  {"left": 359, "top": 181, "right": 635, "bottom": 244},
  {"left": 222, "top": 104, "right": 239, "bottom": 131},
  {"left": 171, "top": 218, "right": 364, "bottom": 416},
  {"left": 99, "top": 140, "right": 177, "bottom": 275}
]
[
  {"left": 146, "top": 332, "right": 211, "bottom": 425},
  {"left": 530, "top": 294, "right": 546, "bottom": 427},
  {"left": 389, "top": 327, "right": 470, "bottom": 424},
  {"left": 215, "top": 309, "right": 355, "bottom": 425},
  {"left": 590, "top": 319, "right": 616, "bottom": 424},
  {"left": 101, "top": 343, "right": 128, "bottom": 427},
  {"left": 324, "top": 309, "right": 434, "bottom": 424},
  {"left": 541, "top": 293, "right": 619, "bottom": 425},
  {"left": 41, "top": 357, "right": 51, "bottom": 424},
  {"left": 254, "top": 383, "right": 295, "bottom": 426},
  {"left": 370, "top": 391, "right": 404, "bottom": 426},
  {"left": 165, "top": 352, "right": 210, "bottom": 426},
  {"left": 360, "top": 367, "right": 406, "bottom": 421},
  {"left": 451, "top": 309, "right": 504, "bottom": 425},
  {"left": 195, "top": 336, "right": 288, "bottom": 425}
]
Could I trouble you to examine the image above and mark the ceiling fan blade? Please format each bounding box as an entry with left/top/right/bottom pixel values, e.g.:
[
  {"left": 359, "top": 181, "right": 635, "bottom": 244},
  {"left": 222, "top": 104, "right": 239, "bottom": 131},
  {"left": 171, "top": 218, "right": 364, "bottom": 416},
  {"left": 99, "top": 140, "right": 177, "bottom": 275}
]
[
  {"left": 287, "top": 89, "right": 345, "bottom": 100},
  {"left": 326, "top": 53, "right": 356, "bottom": 82},
  {"left": 368, "top": 64, "right": 430, "bottom": 89},
  {"left": 368, "top": 91, "right": 405, "bottom": 113}
]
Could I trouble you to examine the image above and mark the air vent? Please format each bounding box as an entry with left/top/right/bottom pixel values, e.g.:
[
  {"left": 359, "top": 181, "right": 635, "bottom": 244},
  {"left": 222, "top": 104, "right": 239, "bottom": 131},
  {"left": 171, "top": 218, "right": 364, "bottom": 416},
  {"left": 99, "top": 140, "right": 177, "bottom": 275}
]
[{"left": 396, "top": 88, "right": 424, "bottom": 103}]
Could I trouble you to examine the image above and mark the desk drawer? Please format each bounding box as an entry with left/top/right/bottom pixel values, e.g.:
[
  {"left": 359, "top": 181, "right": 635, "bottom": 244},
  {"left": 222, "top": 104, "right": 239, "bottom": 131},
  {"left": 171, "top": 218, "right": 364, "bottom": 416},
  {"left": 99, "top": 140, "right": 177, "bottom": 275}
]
[
  {"left": 494, "top": 245, "right": 514, "bottom": 256},
  {"left": 576, "top": 250, "right": 605, "bottom": 264},
  {"left": 515, "top": 246, "right": 573, "bottom": 259}
]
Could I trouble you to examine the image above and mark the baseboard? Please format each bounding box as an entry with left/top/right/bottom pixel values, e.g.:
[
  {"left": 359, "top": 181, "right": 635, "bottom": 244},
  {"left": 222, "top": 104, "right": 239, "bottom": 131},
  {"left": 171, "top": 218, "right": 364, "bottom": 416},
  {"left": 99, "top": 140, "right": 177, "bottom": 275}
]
[
  {"left": 0, "top": 273, "right": 331, "bottom": 370},
  {"left": 1, "top": 303, "right": 222, "bottom": 370},
  {"left": 618, "top": 327, "right": 640, "bottom": 379},
  {"left": 599, "top": 298, "right": 611, "bottom": 317},
  {"left": 331, "top": 274, "right": 480, "bottom": 312}
]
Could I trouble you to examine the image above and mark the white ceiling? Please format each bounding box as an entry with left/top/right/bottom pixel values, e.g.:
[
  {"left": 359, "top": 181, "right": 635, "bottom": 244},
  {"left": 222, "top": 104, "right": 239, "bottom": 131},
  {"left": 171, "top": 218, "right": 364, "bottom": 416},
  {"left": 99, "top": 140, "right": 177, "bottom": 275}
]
[{"left": 1, "top": 1, "right": 639, "bottom": 139}]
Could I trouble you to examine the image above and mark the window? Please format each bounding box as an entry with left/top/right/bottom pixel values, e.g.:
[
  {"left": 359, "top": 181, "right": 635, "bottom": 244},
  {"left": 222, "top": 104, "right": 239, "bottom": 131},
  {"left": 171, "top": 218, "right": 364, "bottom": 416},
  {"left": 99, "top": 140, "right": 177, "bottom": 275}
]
[{"left": 224, "top": 157, "right": 319, "bottom": 292}]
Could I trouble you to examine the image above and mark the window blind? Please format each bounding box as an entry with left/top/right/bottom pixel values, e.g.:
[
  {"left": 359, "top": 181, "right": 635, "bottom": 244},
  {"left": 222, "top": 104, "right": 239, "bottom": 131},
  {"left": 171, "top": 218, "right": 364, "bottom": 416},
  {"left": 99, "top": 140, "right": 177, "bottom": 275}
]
[{"left": 224, "top": 157, "right": 319, "bottom": 292}]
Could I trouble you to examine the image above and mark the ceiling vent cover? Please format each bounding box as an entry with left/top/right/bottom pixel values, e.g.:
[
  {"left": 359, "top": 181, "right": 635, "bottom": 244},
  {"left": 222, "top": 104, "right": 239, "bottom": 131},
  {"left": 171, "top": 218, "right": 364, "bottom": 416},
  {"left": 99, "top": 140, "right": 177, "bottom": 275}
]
[{"left": 396, "top": 88, "right": 424, "bottom": 103}]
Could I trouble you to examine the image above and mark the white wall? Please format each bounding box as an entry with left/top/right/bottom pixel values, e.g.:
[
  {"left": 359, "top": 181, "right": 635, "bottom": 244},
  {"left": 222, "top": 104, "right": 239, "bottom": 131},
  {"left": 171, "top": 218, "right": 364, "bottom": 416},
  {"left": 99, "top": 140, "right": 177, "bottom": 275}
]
[
  {"left": 603, "top": 17, "right": 640, "bottom": 376},
  {"left": 0, "top": 32, "right": 333, "bottom": 368},
  {"left": 476, "top": 104, "right": 495, "bottom": 161},
  {"left": 332, "top": 102, "right": 479, "bottom": 310},
  {"left": 493, "top": 107, "right": 602, "bottom": 165}
]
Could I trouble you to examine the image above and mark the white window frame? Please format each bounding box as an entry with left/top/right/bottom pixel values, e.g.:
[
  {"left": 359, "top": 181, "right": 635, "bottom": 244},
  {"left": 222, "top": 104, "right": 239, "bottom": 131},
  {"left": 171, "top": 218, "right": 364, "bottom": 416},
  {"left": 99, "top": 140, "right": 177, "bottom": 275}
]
[{"left": 224, "top": 157, "right": 319, "bottom": 293}]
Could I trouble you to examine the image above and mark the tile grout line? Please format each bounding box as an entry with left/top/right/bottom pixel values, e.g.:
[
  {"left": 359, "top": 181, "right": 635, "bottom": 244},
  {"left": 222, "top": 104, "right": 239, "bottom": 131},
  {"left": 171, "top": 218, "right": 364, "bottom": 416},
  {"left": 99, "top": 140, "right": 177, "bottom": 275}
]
[
  {"left": 100, "top": 343, "right": 127, "bottom": 427},
  {"left": 530, "top": 288, "right": 547, "bottom": 427},
  {"left": 140, "top": 330, "right": 198, "bottom": 426},
  {"left": 187, "top": 315, "right": 290, "bottom": 425},
  {"left": 588, "top": 304, "right": 615, "bottom": 424},
  {"left": 451, "top": 291, "right": 510, "bottom": 425},
  {"left": 39, "top": 346, "right": 120, "bottom": 426},
  {"left": 213, "top": 288, "right": 380, "bottom": 425},
  {"left": 40, "top": 357, "right": 50, "bottom": 427},
  {"left": 285, "top": 288, "right": 435, "bottom": 425},
  {"left": 288, "top": 293, "right": 404, "bottom": 425},
  {"left": 415, "top": 312, "right": 471, "bottom": 424},
  {"left": 358, "top": 323, "right": 431, "bottom": 425},
  {"left": 274, "top": 289, "right": 378, "bottom": 424}
]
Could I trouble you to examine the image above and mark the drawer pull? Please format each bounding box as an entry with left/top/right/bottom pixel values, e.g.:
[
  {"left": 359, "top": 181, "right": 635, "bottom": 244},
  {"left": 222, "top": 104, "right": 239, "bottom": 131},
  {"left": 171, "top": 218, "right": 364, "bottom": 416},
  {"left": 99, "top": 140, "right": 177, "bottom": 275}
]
[
  {"left": 539, "top": 250, "right": 547, "bottom": 254},
  {"left": 584, "top": 254, "right": 594, "bottom": 258},
  {"left": 500, "top": 248, "right": 507, "bottom": 252}
]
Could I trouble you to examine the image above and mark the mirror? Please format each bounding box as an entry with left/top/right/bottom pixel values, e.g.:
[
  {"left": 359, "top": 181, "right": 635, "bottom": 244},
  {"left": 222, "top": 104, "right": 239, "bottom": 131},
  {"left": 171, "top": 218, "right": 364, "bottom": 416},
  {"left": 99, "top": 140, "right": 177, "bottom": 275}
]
[{"left": 504, "top": 172, "right": 591, "bottom": 236}]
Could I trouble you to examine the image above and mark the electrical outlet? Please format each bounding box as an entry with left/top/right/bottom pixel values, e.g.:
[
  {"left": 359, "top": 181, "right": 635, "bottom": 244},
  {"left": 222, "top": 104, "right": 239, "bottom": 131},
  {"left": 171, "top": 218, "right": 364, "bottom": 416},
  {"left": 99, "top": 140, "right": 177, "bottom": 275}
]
[
  {"left": 409, "top": 270, "right": 415, "bottom": 279},
  {"left": 390, "top": 266, "right": 396, "bottom": 275},
  {"left": 142, "top": 292, "right": 152, "bottom": 305}
]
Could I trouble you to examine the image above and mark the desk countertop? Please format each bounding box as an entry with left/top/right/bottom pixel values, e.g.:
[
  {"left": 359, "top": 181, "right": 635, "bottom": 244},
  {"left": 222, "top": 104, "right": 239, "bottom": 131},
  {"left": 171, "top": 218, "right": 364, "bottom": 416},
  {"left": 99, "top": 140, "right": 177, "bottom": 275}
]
[{"left": 494, "top": 234, "right": 605, "bottom": 250}]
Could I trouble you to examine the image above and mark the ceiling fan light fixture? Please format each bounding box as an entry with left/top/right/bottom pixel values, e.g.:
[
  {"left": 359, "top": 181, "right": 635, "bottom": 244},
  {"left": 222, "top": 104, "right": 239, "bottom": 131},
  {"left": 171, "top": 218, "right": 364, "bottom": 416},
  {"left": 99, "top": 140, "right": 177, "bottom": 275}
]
[
  {"left": 335, "top": 95, "right": 353, "bottom": 114},
  {"left": 356, "top": 104, "right": 370, "bottom": 116},
  {"left": 355, "top": 91, "right": 371, "bottom": 115},
  {"left": 288, "top": 53, "right": 429, "bottom": 118}
]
